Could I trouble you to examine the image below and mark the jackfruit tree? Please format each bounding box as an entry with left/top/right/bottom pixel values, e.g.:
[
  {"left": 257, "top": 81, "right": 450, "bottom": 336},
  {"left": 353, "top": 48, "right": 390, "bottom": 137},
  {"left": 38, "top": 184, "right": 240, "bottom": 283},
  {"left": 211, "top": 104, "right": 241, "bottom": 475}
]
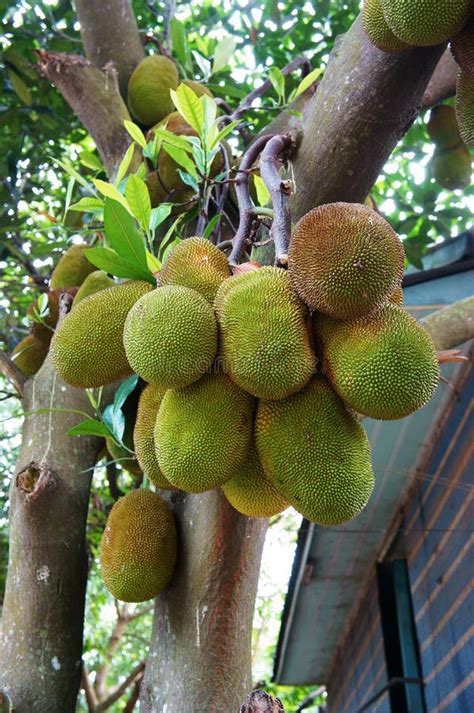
[{"left": 0, "top": 1, "right": 473, "bottom": 713}]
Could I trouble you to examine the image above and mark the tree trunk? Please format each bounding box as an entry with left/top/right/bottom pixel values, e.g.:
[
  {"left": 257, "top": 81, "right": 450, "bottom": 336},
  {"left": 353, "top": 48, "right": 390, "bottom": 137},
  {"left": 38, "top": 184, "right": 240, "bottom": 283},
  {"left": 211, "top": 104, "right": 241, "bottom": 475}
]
[
  {"left": 0, "top": 357, "right": 103, "bottom": 713},
  {"left": 141, "top": 491, "right": 268, "bottom": 712}
]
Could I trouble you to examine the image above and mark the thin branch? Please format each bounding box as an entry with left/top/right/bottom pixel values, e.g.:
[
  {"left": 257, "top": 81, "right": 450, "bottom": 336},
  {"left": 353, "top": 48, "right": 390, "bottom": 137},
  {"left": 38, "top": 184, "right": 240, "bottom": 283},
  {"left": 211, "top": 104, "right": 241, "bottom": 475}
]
[
  {"left": 123, "top": 673, "right": 143, "bottom": 713},
  {"left": 163, "top": 0, "right": 177, "bottom": 48},
  {"left": 126, "top": 603, "right": 154, "bottom": 622},
  {"left": 97, "top": 661, "right": 146, "bottom": 711},
  {"left": 106, "top": 461, "right": 123, "bottom": 500},
  {"left": 81, "top": 663, "right": 99, "bottom": 713},
  {"left": 0, "top": 352, "right": 26, "bottom": 397}
]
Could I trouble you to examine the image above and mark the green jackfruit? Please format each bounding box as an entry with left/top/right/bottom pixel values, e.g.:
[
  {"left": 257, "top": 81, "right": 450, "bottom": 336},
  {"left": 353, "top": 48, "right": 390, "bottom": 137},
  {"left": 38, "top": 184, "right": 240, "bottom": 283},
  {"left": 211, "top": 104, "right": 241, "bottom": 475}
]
[
  {"left": 363, "top": 0, "right": 412, "bottom": 52},
  {"left": 456, "top": 70, "right": 474, "bottom": 148},
  {"left": 289, "top": 203, "right": 404, "bottom": 320},
  {"left": 159, "top": 237, "right": 231, "bottom": 303},
  {"left": 51, "top": 281, "right": 152, "bottom": 388},
  {"left": 100, "top": 489, "right": 177, "bottom": 602},
  {"left": 390, "top": 284, "right": 404, "bottom": 305},
  {"left": 222, "top": 443, "right": 289, "bottom": 518},
  {"left": 124, "top": 285, "right": 217, "bottom": 389},
  {"left": 74, "top": 271, "right": 115, "bottom": 305},
  {"left": 380, "top": 0, "right": 472, "bottom": 46},
  {"left": 431, "top": 144, "right": 472, "bottom": 190},
  {"left": 255, "top": 376, "right": 374, "bottom": 526},
  {"left": 427, "top": 105, "right": 462, "bottom": 150},
  {"left": 315, "top": 303, "right": 439, "bottom": 420},
  {"left": 155, "top": 371, "right": 254, "bottom": 492},
  {"left": 183, "top": 79, "right": 213, "bottom": 98},
  {"left": 133, "top": 383, "right": 174, "bottom": 489},
  {"left": 50, "top": 244, "right": 97, "bottom": 289},
  {"left": 215, "top": 267, "right": 315, "bottom": 400},
  {"left": 11, "top": 334, "right": 49, "bottom": 376},
  {"left": 451, "top": 13, "right": 474, "bottom": 74},
  {"left": 127, "top": 55, "right": 179, "bottom": 126}
]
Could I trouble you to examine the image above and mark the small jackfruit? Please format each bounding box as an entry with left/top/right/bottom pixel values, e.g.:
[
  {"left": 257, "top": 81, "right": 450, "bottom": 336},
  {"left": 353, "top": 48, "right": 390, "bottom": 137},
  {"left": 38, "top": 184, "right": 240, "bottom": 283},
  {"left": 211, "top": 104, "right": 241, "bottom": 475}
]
[
  {"left": 127, "top": 55, "right": 179, "bottom": 126},
  {"left": 380, "top": 0, "right": 472, "bottom": 47},
  {"left": 51, "top": 281, "right": 152, "bottom": 388},
  {"left": 363, "top": 0, "right": 412, "bottom": 52},
  {"left": 155, "top": 371, "right": 254, "bottom": 492},
  {"left": 456, "top": 70, "right": 474, "bottom": 148},
  {"left": 215, "top": 267, "right": 315, "bottom": 400},
  {"left": 315, "top": 303, "right": 439, "bottom": 420},
  {"left": 289, "top": 203, "right": 404, "bottom": 320},
  {"left": 451, "top": 13, "right": 474, "bottom": 74},
  {"left": 124, "top": 285, "right": 217, "bottom": 389},
  {"left": 221, "top": 443, "right": 289, "bottom": 518},
  {"left": 431, "top": 144, "right": 472, "bottom": 190},
  {"left": 133, "top": 383, "right": 174, "bottom": 489},
  {"left": 100, "top": 489, "right": 177, "bottom": 602},
  {"left": 50, "top": 244, "right": 97, "bottom": 289},
  {"left": 159, "top": 237, "right": 231, "bottom": 303},
  {"left": 74, "top": 271, "right": 115, "bottom": 305},
  {"left": 11, "top": 334, "right": 49, "bottom": 376},
  {"left": 427, "top": 105, "right": 462, "bottom": 150},
  {"left": 255, "top": 376, "right": 374, "bottom": 526}
]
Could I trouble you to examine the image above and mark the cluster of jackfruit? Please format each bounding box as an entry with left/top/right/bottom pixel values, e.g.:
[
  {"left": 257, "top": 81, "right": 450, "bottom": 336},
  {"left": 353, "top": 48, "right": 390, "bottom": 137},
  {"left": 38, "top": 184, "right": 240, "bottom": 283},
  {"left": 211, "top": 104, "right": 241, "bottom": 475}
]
[{"left": 427, "top": 105, "right": 472, "bottom": 190}]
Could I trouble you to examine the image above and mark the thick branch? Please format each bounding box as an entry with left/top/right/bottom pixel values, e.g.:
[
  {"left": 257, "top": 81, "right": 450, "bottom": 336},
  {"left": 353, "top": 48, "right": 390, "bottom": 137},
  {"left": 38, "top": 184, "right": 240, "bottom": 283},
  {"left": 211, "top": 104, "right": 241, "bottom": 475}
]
[
  {"left": 421, "top": 49, "right": 458, "bottom": 109},
  {"left": 421, "top": 296, "right": 474, "bottom": 350},
  {"left": 0, "top": 352, "right": 26, "bottom": 397},
  {"left": 97, "top": 661, "right": 145, "bottom": 711},
  {"left": 37, "top": 52, "right": 131, "bottom": 177},
  {"left": 123, "top": 674, "right": 143, "bottom": 713},
  {"left": 75, "top": 0, "right": 144, "bottom": 96},
  {"left": 240, "top": 690, "right": 285, "bottom": 712}
]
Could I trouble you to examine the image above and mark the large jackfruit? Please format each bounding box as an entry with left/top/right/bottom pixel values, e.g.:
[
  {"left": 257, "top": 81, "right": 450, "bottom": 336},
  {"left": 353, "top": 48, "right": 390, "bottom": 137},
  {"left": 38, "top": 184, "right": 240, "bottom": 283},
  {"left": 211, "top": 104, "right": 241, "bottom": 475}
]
[
  {"left": 11, "top": 334, "right": 49, "bottom": 376},
  {"left": 456, "top": 71, "right": 474, "bottom": 148},
  {"left": 133, "top": 383, "right": 174, "bottom": 489},
  {"left": 255, "top": 376, "right": 374, "bottom": 526},
  {"left": 427, "top": 105, "right": 462, "bottom": 150},
  {"left": 451, "top": 13, "right": 474, "bottom": 75},
  {"left": 51, "top": 281, "right": 152, "bottom": 388},
  {"left": 315, "top": 303, "right": 439, "bottom": 420},
  {"left": 215, "top": 267, "right": 315, "bottom": 400},
  {"left": 50, "top": 244, "right": 97, "bottom": 289},
  {"left": 127, "top": 55, "right": 179, "bottom": 127},
  {"left": 380, "top": 0, "right": 472, "bottom": 46},
  {"left": 123, "top": 285, "right": 218, "bottom": 389},
  {"left": 363, "top": 0, "right": 412, "bottom": 52},
  {"left": 221, "top": 443, "right": 289, "bottom": 518},
  {"left": 100, "top": 489, "right": 177, "bottom": 602},
  {"left": 74, "top": 271, "right": 115, "bottom": 305},
  {"left": 289, "top": 203, "right": 404, "bottom": 320},
  {"left": 155, "top": 371, "right": 254, "bottom": 492},
  {"left": 159, "top": 237, "right": 231, "bottom": 303},
  {"left": 431, "top": 145, "right": 472, "bottom": 190}
]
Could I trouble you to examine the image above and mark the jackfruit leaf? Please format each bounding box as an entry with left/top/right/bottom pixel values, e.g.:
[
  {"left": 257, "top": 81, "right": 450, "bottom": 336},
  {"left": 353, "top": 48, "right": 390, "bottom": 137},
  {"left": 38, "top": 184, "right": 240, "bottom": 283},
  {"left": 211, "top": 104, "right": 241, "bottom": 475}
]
[
  {"left": 68, "top": 197, "right": 104, "bottom": 213},
  {"left": 125, "top": 175, "right": 151, "bottom": 236},
  {"left": 293, "top": 67, "right": 323, "bottom": 99},
  {"left": 253, "top": 174, "right": 271, "bottom": 206},
  {"left": 192, "top": 50, "right": 211, "bottom": 81},
  {"left": 124, "top": 120, "right": 147, "bottom": 150},
  {"left": 268, "top": 67, "right": 285, "bottom": 101},
  {"left": 152, "top": 128, "right": 193, "bottom": 153},
  {"left": 191, "top": 143, "right": 206, "bottom": 175},
  {"left": 36, "top": 292, "right": 49, "bottom": 318},
  {"left": 150, "top": 203, "right": 172, "bottom": 231},
  {"left": 63, "top": 177, "right": 75, "bottom": 221},
  {"left": 146, "top": 250, "right": 161, "bottom": 272},
  {"left": 52, "top": 158, "right": 96, "bottom": 193},
  {"left": 102, "top": 404, "right": 125, "bottom": 443},
  {"left": 103, "top": 198, "right": 148, "bottom": 269},
  {"left": 202, "top": 213, "right": 222, "bottom": 240},
  {"left": 170, "top": 17, "right": 191, "bottom": 70},
  {"left": 115, "top": 142, "right": 136, "bottom": 186},
  {"left": 202, "top": 94, "right": 218, "bottom": 150},
  {"left": 93, "top": 179, "right": 131, "bottom": 213},
  {"left": 171, "top": 84, "right": 204, "bottom": 137},
  {"left": 80, "top": 151, "right": 102, "bottom": 172},
  {"left": 110, "top": 374, "right": 138, "bottom": 441},
  {"left": 162, "top": 144, "right": 198, "bottom": 178},
  {"left": 67, "top": 418, "right": 112, "bottom": 439},
  {"left": 210, "top": 120, "right": 239, "bottom": 150},
  {"left": 212, "top": 37, "right": 236, "bottom": 74},
  {"left": 4, "top": 47, "right": 37, "bottom": 80},
  {"left": 7, "top": 68, "right": 32, "bottom": 105},
  {"left": 85, "top": 246, "right": 153, "bottom": 283},
  {"left": 177, "top": 169, "right": 199, "bottom": 193}
]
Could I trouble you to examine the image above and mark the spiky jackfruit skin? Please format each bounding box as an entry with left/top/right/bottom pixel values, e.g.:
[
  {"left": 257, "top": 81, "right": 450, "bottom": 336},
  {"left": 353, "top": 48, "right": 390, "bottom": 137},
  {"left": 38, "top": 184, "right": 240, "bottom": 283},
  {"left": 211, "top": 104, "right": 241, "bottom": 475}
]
[
  {"left": 289, "top": 203, "right": 404, "bottom": 320},
  {"left": 50, "top": 245, "right": 97, "bottom": 289},
  {"left": 221, "top": 443, "right": 288, "bottom": 518},
  {"left": 127, "top": 55, "right": 179, "bottom": 127},
  {"left": 74, "top": 271, "right": 115, "bottom": 305},
  {"left": 124, "top": 286, "right": 218, "bottom": 389},
  {"left": 315, "top": 304, "right": 439, "bottom": 420},
  {"left": 51, "top": 281, "right": 152, "bottom": 388},
  {"left": 390, "top": 284, "right": 404, "bottom": 305},
  {"left": 11, "top": 334, "right": 49, "bottom": 376},
  {"left": 155, "top": 371, "right": 254, "bottom": 492},
  {"left": 133, "top": 384, "right": 174, "bottom": 489},
  {"left": 451, "top": 13, "right": 474, "bottom": 74},
  {"left": 100, "top": 489, "right": 177, "bottom": 602},
  {"left": 255, "top": 376, "right": 374, "bottom": 526},
  {"left": 431, "top": 145, "right": 472, "bottom": 190},
  {"left": 363, "top": 0, "right": 411, "bottom": 52},
  {"left": 159, "top": 237, "right": 231, "bottom": 303},
  {"left": 380, "top": 0, "right": 472, "bottom": 46},
  {"left": 456, "top": 71, "right": 474, "bottom": 148},
  {"left": 215, "top": 267, "right": 316, "bottom": 400},
  {"left": 427, "top": 105, "right": 462, "bottom": 150}
]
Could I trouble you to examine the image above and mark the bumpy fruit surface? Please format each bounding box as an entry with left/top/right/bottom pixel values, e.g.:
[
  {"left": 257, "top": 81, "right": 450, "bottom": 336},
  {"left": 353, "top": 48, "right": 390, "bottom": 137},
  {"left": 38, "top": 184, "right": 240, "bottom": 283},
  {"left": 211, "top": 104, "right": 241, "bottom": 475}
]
[
  {"left": 456, "top": 71, "right": 474, "bottom": 148},
  {"left": 133, "top": 383, "right": 173, "bottom": 489},
  {"left": 74, "top": 271, "right": 115, "bottom": 305},
  {"left": 11, "top": 335, "right": 49, "bottom": 376},
  {"left": 380, "top": 0, "right": 472, "bottom": 46},
  {"left": 127, "top": 56, "right": 179, "bottom": 126},
  {"left": 50, "top": 244, "right": 97, "bottom": 289},
  {"left": 431, "top": 145, "right": 472, "bottom": 190},
  {"left": 451, "top": 13, "right": 474, "bottom": 74},
  {"left": 363, "top": 0, "right": 412, "bottom": 52}
]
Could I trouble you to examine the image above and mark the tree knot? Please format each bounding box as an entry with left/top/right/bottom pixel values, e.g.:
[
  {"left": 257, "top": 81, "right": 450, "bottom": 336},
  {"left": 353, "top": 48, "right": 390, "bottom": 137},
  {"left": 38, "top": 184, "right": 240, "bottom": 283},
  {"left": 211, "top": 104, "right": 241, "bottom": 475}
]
[
  {"left": 16, "top": 461, "right": 58, "bottom": 501},
  {"left": 239, "top": 690, "right": 285, "bottom": 712}
]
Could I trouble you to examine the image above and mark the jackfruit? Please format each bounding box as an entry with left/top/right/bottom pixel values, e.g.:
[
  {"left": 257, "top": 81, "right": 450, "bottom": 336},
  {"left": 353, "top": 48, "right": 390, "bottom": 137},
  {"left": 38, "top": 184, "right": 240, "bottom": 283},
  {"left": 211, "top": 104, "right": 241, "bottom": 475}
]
[
  {"left": 431, "top": 145, "right": 472, "bottom": 190},
  {"left": 74, "top": 271, "right": 115, "bottom": 305},
  {"left": 11, "top": 334, "right": 49, "bottom": 376},
  {"left": 100, "top": 489, "right": 177, "bottom": 602},
  {"left": 124, "top": 285, "right": 217, "bottom": 388},
  {"left": 127, "top": 55, "right": 179, "bottom": 127},
  {"left": 221, "top": 443, "right": 289, "bottom": 518},
  {"left": 255, "top": 375, "right": 374, "bottom": 526},
  {"left": 380, "top": 0, "right": 472, "bottom": 47},
  {"left": 183, "top": 79, "right": 213, "bottom": 98},
  {"left": 363, "top": 0, "right": 412, "bottom": 52},
  {"left": 451, "top": 13, "right": 474, "bottom": 74},
  {"left": 288, "top": 203, "right": 404, "bottom": 320},
  {"left": 456, "top": 71, "right": 474, "bottom": 148},
  {"left": 50, "top": 244, "right": 97, "bottom": 289},
  {"left": 155, "top": 371, "right": 254, "bottom": 492},
  {"left": 215, "top": 267, "right": 315, "bottom": 400},
  {"left": 427, "top": 105, "right": 462, "bottom": 150},
  {"left": 390, "top": 284, "right": 404, "bottom": 305},
  {"left": 159, "top": 237, "right": 231, "bottom": 303},
  {"left": 315, "top": 303, "right": 439, "bottom": 420},
  {"left": 51, "top": 280, "right": 152, "bottom": 388},
  {"left": 133, "top": 383, "right": 174, "bottom": 489}
]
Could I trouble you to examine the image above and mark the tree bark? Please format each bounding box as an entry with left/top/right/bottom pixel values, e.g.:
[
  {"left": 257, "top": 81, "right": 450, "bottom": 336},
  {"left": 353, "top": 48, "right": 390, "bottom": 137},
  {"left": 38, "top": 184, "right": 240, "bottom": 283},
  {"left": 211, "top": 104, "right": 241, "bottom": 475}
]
[
  {"left": 0, "top": 358, "right": 103, "bottom": 713},
  {"left": 422, "top": 296, "right": 474, "bottom": 350},
  {"left": 141, "top": 491, "right": 268, "bottom": 712}
]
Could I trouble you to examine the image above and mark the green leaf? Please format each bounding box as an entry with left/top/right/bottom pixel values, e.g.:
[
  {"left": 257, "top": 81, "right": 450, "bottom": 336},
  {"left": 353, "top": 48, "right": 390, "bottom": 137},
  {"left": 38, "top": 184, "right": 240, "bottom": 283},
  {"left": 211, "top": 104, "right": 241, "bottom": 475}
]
[
  {"left": 202, "top": 94, "right": 218, "bottom": 150},
  {"left": 268, "top": 67, "right": 285, "bottom": 101},
  {"left": 67, "top": 418, "right": 111, "bottom": 438},
  {"left": 150, "top": 203, "right": 172, "bottom": 231},
  {"left": 68, "top": 197, "right": 104, "bottom": 213},
  {"left": 294, "top": 67, "right": 323, "bottom": 98},
  {"left": 63, "top": 177, "right": 75, "bottom": 221},
  {"left": 124, "top": 120, "right": 148, "bottom": 150},
  {"left": 210, "top": 120, "right": 239, "bottom": 149},
  {"left": 85, "top": 246, "right": 153, "bottom": 282},
  {"left": 80, "top": 151, "right": 103, "bottom": 172},
  {"left": 171, "top": 84, "right": 204, "bottom": 137},
  {"left": 192, "top": 50, "right": 211, "bottom": 80},
  {"left": 52, "top": 158, "right": 96, "bottom": 193},
  {"left": 152, "top": 128, "right": 194, "bottom": 153},
  {"left": 202, "top": 214, "right": 222, "bottom": 240},
  {"left": 110, "top": 374, "right": 138, "bottom": 441},
  {"left": 103, "top": 198, "right": 147, "bottom": 267},
  {"left": 93, "top": 179, "right": 131, "bottom": 213},
  {"left": 115, "top": 143, "right": 136, "bottom": 186},
  {"left": 125, "top": 175, "right": 151, "bottom": 235},
  {"left": 7, "top": 68, "right": 32, "bottom": 105},
  {"left": 170, "top": 18, "right": 190, "bottom": 69},
  {"left": 162, "top": 144, "right": 198, "bottom": 177},
  {"left": 212, "top": 37, "right": 236, "bottom": 74},
  {"left": 253, "top": 174, "right": 271, "bottom": 206},
  {"left": 146, "top": 250, "right": 161, "bottom": 272}
]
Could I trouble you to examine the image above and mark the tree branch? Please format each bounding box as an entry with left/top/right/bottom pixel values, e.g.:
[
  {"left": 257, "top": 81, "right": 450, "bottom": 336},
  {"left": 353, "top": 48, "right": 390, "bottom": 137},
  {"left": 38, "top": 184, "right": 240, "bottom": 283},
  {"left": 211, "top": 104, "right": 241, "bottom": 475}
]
[
  {"left": 97, "top": 661, "right": 146, "bottom": 711},
  {"left": 421, "top": 296, "right": 474, "bottom": 350},
  {"left": 0, "top": 352, "right": 26, "bottom": 397},
  {"left": 123, "top": 673, "right": 143, "bottom": 713},
  {"left": 81, "top": 663, "right": 98, "bottom": 713},
  {"left": 421, "top": 49, "right": 458, "bottom": 109},
  {"left": 37, "top": 52, "right": 131, "bottom": 177},
  {"left": 74, "top": 0, "right": 144, "bottom": 96},
  {"left": 240, "top": 690, "right": 284, "bottom": 712},
  {"left": 94, "top": 604, "right": 130, "bottom": 700}
]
